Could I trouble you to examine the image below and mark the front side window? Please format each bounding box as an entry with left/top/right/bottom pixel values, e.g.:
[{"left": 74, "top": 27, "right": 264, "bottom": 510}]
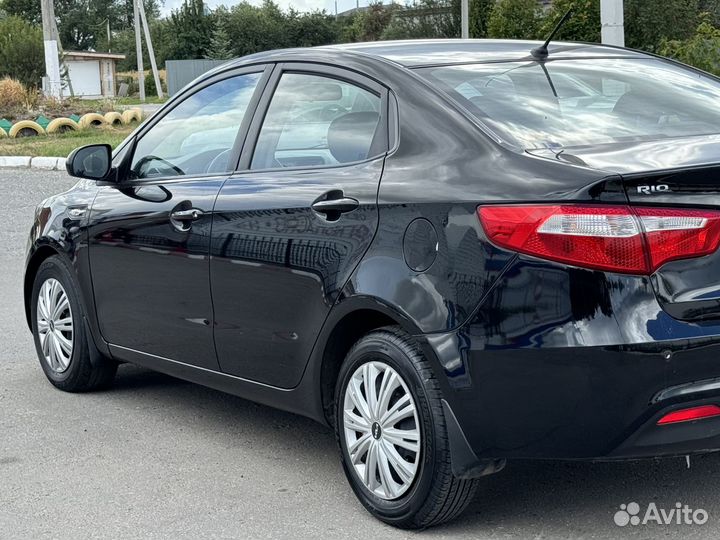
[
  {"left": 130, "top": 72, "right": 262, "bottom": 179},
  {"left": 251, "top": 73, "right": 382, "bottom": 170},
  {"left": 418, "top": 58, "right": 720, "bottom": 150}
]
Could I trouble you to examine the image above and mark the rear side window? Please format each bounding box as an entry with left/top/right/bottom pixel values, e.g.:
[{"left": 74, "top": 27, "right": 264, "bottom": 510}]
[
  {"left": 418, "top": 58, "right": 720, "bottom": 150},
  {"left": 251, "top": 73, "right": 382, "bottom": 170}
]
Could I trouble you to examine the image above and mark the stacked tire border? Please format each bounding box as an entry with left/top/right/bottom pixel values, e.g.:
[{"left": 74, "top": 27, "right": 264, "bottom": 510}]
[{"left": 0, "top": 108, "right": 143, "bottom": 139}]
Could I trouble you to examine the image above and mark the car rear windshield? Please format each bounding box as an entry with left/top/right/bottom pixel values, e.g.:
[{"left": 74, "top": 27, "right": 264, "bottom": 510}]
[{"left": 418, "top": 58, "right": 720, "bottom": 150}]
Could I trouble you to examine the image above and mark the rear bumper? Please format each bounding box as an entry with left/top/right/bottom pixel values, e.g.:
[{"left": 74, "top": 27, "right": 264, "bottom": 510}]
[
  {"left": 609, "top": 391, "right": 720, "bottom": 459},
  {"left": 438, "top": 379, "right": 720, "bottom": 480},
  {"left": 431, "top": 334, "right": 720, "bottom": 469},
  {"left": 423, "top": 333, "right": 720, "bottom": 464},
  {"left": 418, "top": 258, "right": 720, "bottom": 464}
]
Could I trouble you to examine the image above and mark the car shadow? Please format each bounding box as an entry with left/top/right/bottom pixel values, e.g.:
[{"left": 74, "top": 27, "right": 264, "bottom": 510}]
[
  {"left": 109, "top": 363, "right": 720, "bottom": 537},
  {"left": 436, "top": 455, "right": 720, "bottom": 537},
  {"left": 108, "top": 362, "right": 339, "bottom": 463}
]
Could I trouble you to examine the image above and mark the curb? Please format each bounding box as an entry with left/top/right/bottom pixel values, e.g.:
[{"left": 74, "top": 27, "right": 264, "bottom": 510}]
[{"left": 0, "top": 156, "right": 66, "bottom": 170}]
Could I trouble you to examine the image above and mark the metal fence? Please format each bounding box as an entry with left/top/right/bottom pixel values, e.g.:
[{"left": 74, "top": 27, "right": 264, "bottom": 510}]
[{"left": 165, "top": 59, "right": 230, "bottom": 96}]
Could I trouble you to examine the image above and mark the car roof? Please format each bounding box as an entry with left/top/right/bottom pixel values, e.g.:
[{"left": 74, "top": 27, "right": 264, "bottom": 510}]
[
  {"left": 208, "top": 39, "right": 652, "bottom": 84},
  {"left": 324, "top": 39, "right": 648, "bottom": 67}
]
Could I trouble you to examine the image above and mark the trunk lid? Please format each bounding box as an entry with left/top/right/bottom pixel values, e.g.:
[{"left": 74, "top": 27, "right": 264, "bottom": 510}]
[{"left": 530, "top": 136, "right": 720, "bottom": 321}]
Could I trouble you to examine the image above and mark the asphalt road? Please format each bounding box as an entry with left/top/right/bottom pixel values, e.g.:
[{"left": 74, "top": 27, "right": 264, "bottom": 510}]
[{"left": 2, "top": 168, "right": 720, "bottom": 539}]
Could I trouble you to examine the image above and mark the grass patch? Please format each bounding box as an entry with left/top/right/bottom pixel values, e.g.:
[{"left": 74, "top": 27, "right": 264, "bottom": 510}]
[
  {"left": 75, "top": 96, "right": 168, "bottom": 110},
  {"left": 0, "top": 124, "right": 136, "bottom": 157},
  {"left": 116, "top": 96, "right": 168, "bottom": 105}
]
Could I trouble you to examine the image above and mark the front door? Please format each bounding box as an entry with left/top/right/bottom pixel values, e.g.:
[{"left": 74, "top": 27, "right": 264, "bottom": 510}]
[
  {"left": 89, "top": 68, "right": 267, "bottom": 368},
  {"left": 211, "top": 66, "right": 389, "bottom": 387}
]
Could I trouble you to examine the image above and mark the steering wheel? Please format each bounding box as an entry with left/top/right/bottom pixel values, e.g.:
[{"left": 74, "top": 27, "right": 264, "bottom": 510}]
[
  {"left": 206, "top": 149, "right": 231, "bottom": 174},
  {"left": 319, "top": 104, "right": 345, "bottom": 121},
  {"left": 134, "top": 155, "right": 185, "bottom": 178}
]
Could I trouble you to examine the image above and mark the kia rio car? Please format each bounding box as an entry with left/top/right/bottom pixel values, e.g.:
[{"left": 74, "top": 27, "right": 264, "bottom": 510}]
[{"left": 25, "top": 40, "right": 720, "bottom": 528}]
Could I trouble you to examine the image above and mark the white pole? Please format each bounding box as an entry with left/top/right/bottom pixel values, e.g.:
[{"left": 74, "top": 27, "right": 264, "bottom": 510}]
[
  {"left": 600, "top": 0, "right": 624, "bottom": 46},
  {"left": 138, "top": 0, "right": 164, "bottom": 98},
  {"left": 40, "top": 0, "right": 62, "bottom": 98},
  {"left": 461, "top": 0, "right": 469, "bottom": 39},
  {"left": 134, "top": 0, "right": 146, "bottom": 102}
]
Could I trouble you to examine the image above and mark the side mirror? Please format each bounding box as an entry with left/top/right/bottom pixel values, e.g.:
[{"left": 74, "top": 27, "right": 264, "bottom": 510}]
[{"left": 66, "top": 144, "right": 112, "bottom": 180}]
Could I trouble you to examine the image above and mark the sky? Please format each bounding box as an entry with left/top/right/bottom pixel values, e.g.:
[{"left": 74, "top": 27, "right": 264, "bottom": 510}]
[{"left": 160, "top": 0, "right": 368, "bottom": 16}]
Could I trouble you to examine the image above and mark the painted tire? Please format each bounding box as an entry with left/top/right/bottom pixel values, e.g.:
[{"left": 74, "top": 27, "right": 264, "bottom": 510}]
[
  {"left": 0, "top": 128, "right": 7, "bottom": 138},
  {"left": 46, "top": 117, "right": 79, "bottom": 134},
  {"left": 121, "top": 108, "right": 143, "bottom": 125},
  {"left": 78, "top": 113, "right": 107, "bottom": 129},
  {"left": 104, "top": 111, "right": 123, "bottom": 125},
  {"left": 9, "top": 120, "right": 45, "bottom": 138}
]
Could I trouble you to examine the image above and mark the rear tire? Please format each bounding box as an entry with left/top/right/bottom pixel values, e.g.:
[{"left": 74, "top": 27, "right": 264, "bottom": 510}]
[
  {"left": 335, "top": 326, "right": 480, "bottom": 529},
  {"left": 30, "top": 256, "right": 117, "bottom": 392}
]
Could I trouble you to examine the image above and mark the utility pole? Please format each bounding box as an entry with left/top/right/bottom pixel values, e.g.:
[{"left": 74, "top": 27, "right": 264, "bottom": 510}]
[
  {"left": 600, "top": 0, "right": 624, "bottom": 46},
  {"left": 134, "top": 0, "right": 145, "bottom": 102},
  {"left": 52, "top": 18, "right": 74, "bottom": 97},
  {"left": 40, "top": 0, "right": 62, "bottom": 98},
  {"left": 138, "top": 0, "right": 164, "bottom": 98},
  {"left": 461, "top": 0, "right": 469, "bottom": 39}
]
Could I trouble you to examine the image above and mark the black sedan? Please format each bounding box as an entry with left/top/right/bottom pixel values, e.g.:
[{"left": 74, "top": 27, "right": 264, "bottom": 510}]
[{"left": 24, "top": 39, "right": 720, "bottom": 528}]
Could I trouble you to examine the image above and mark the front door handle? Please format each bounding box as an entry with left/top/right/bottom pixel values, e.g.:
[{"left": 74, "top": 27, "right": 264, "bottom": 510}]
[
  {"left": 171, "top": 208, "right": 203, "bottom": 221},
  {"left": 170, "top": 207, "right": 203, "bottom": 231}
]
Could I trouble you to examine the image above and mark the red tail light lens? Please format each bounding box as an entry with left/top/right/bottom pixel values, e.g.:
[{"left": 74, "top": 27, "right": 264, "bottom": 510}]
[
  {"left": 635, "top": 207, "right": 720, "bottom": 271},
  {"left": 478, "top": 205, "right": 720, "bottom": 274},
  {"left": 657, "top": 405, "right": 720, "bottom": 425}
]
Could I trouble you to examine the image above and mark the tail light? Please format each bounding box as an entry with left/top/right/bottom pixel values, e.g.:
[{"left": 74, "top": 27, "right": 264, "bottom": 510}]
[
  {"left": 657, "top": 404, "right": 720, "bottom": 425},
  {"left": 478, "top": 205, "right": 720, "bottom": 274}
]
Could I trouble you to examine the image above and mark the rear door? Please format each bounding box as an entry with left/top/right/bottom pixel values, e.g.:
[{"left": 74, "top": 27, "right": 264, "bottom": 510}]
[{"left": 210, "top": 63, "right": 389, "bottom": 388}]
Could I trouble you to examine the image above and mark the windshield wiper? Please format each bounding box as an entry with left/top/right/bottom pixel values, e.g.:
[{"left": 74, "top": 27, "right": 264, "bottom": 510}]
[{"left": 531, "top": 8, "right": 573, "bottom": 61}]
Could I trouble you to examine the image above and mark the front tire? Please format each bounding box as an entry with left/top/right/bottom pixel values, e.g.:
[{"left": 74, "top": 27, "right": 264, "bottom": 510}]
[
  {"left": 335, "top": 326, "right": 480, "bottom": 529},
  {"left": 30, "top": 256, "right": 117, "bottom": 392}
]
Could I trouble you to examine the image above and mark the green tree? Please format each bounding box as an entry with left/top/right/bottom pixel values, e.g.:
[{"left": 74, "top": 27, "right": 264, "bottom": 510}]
[
  {"left": 286, "top": 9, "right": 340, "bottom": 48},
  {"left": 381, "top": 0, "right": 460, "bottom": 40},
  {"left": 487, "top": 0, "right": 543, "bottom": 39},
  {"left": 343, "top": 2, "right": 396, "bottom": 42},
  {"left": 699, "top": 0, "right": 720, "bottom": 24},
  {"left": 206, "top": 7, "right": 234, "bottom": 60},
  {"left": 658, "top": 19, "right": 720, "bottom": 76},
  {"left": 223, "top": 1, "right": 289, "bottom": 57},
  {"left": 624, "top": 0, "right": 700, "bottom": 51},
  {"left": 113, "top": 15, "right": 175, "bottom": 71},
  {"left": 0, "top": 15, "right": 44, "bottom": 88},
  {"left": 118, "top": 0, "right": 161, "bottom": 29},
  {"left": 468, "top": 0, "right": 495, "bottom": 37},
  {"left": 0, "top": 0, "right": 40, "bottom": 23},
  {"left": 538, "top": 0, "right": 600, "bottom": 42},
  {"left": 0, "top": 0, "right": 161, "bottom": 51},
  {"left": 165, "top": 0, "right": 215, "bottom": 59}
]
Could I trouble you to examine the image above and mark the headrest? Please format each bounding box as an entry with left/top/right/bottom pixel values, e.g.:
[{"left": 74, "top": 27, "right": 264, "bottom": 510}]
[
  {"left": 327, "top": 112, "right": 380, "bottom": 164},
  {"left": 613, "top": 91, "right": 645, "bottom": 115}
]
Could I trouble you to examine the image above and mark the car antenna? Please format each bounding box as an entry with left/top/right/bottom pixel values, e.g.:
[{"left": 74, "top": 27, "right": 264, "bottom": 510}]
[{"left": 531, "top": 8, "right": 573, "bottom": 61}]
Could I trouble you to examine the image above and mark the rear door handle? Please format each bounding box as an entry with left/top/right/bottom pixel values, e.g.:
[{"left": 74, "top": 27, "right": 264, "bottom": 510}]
[{"left": 311, "top": 197, "right": 359, "bottom": 215}]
